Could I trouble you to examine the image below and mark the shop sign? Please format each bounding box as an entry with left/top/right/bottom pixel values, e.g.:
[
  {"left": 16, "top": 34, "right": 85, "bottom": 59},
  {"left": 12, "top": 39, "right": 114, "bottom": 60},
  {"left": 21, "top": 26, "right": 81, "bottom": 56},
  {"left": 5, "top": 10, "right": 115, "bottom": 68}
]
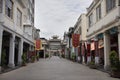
[{"left": 35, "top": 39, "right": 41, "bottom": 50}]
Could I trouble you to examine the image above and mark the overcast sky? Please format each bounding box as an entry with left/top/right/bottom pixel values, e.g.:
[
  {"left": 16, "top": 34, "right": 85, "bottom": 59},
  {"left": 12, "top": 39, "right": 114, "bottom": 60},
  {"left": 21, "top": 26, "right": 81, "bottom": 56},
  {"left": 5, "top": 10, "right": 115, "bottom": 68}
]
[{"left": 35, "top": 0, "right": 93, "bottom": 39}]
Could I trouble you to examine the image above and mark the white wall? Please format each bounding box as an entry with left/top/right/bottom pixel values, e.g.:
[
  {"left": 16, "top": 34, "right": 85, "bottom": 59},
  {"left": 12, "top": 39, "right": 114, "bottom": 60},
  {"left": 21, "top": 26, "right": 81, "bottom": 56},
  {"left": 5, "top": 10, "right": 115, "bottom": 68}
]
[{"left": 87, "top": 0, "right": 119, "bottom": 39}]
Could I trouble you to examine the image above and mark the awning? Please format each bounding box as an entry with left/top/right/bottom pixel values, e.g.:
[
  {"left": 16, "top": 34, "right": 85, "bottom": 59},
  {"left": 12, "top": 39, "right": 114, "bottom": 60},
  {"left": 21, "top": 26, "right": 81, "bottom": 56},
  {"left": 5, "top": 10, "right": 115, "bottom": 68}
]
[{"left": 97, "top": 33, "right": 103, "bottom": 39}]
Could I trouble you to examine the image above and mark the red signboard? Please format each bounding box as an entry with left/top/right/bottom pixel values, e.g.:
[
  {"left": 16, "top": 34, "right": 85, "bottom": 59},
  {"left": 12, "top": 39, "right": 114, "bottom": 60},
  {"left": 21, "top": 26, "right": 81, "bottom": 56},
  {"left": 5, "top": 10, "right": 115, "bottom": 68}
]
[
  {"left": 35, "top": 40, "right": 41, "bottom": 50},
  {"left": 72, "top": 34, "right": 80, "bottom": 48}
]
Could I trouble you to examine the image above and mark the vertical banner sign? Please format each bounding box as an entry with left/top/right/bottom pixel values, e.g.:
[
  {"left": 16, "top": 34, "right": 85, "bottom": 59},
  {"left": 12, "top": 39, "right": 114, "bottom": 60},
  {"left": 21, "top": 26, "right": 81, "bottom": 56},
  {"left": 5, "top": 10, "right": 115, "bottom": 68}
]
[
  {"left": 35, "top": 39, "right": 41, "bottom": 50},
  {"left": 72, "top": 34, "right": 80, "bottom": 48}
]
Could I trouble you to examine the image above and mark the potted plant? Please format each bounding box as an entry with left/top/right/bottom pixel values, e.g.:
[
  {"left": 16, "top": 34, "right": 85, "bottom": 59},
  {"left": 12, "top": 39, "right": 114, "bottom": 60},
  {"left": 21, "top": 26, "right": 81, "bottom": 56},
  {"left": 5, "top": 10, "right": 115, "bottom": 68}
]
[
  {"left": 1, "top": 49, "right": 7, "bottom": 71},
  {"left": 22, "top": 53, "right": 27, "bottom": 66},
  {"left": 36, "top": 55, "right": 39, "bottom": 61},
  {"left": 31, "top": 56, "right": 36, "bottom": 63},
  {"left": 61, "top": 54, "right": 65, "bottom": 58},
  {"left": 109, "top": 51, "right": 120, "bottom": 78},
  {"left": 88, "top": 61, "right": 97, "bottom": 69},
  {"left": 45, "top": 54, "right": 49, "bottom": 58},
  {"left": 0, "top": 64, "right": 1, "bottom": 72},
  {"left": 71, "top": 53, "right": 76, "bottom": 62}
]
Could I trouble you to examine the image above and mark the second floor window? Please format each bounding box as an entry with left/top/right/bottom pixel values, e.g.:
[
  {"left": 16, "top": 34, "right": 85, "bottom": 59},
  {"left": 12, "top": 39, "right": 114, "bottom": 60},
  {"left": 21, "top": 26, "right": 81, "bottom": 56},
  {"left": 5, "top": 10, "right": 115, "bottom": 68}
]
[
  {"left": 89, "top": 13, "right": 93, "bottom": 27},
  {"left": 0, "top": 0, "right": 2, "bottom": 13},
  {"left": 96, "top": 4, "right": 101, "bottom": 21},
  {"left": 17, "top": 9, "right": 22, "bottom": 27},
  {"left": 106, "top": 0, "right": 116, "bottom": 13},
  {"left": 5, "top": 0, "right": 13, "bottom": 19}
]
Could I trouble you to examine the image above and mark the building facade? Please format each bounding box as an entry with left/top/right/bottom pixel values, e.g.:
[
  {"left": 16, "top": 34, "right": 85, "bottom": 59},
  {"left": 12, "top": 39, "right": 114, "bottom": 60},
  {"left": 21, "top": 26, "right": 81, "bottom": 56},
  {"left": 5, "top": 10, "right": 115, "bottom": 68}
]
[
  {"left": 39, "top": 38, "right": 48, "bottom": 58},
  {"left": 63, "top": 32, "right": 69, "bottom": 58},
  {"left": 0, "top": 0, "right": 39, "bottom": 70},
  {"left": 67, "top": 27, "right": 74, "bottom": 59},
  {"left": 86, "top": 0, "right": 120, "bottom": 69},
  {"left": 73, "top": 14, "right": 87, "bottom": 63}
]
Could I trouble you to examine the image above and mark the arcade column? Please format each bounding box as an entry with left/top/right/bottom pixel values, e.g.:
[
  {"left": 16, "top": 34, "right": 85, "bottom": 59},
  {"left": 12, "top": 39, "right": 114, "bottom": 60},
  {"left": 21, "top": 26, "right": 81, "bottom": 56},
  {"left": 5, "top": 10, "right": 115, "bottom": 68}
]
[
  {"left": 8, "top": 34, "right": 15, "bottom": 68},
  {"left": 18, "top": 38, "right": 23, "bottom": 65},
  {"left": 104, "top": 32, "right": 110, "bottom": 70},
  {"left": 118, "top": 27, "right": 120, "bottom": 60},
  {"left": 0, "top": 28, "right": 3, "bottom": 65}
]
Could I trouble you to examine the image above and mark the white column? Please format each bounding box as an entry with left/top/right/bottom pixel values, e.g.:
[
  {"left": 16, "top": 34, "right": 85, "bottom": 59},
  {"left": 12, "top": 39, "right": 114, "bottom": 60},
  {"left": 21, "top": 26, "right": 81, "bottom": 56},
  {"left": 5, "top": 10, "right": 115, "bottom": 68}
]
[
  {"left": 94, "top": 39, "right": 99, "bottom": 64},
  {"left": 44, "top": 45, "right": 45, "bottom": 59},
  {"left": 104, "top": 32, "right": 110, "bottom": 70},
  {"left": 8, "top": 34, "right": 15, "bottom": 68},
  {"left": 118, "top": 27, "right": 120, "bottom": 60},
  {"left": 0, "top": 28, "right": 3, "bottom": 65},
  {"left": 82, "top": 56, "right": 85, "bottom": 64},
  {"left": 18, "top": 39, "right": 23, "bottom": 65},
  {"left": 82, "top": 43, "right": 85, "bottom": 63},
  {"left": 87, "top": 57, "right": 91, "bottom": 63},
  {"left": 49, "top": 49, "right": 50, "bottom": 58}
]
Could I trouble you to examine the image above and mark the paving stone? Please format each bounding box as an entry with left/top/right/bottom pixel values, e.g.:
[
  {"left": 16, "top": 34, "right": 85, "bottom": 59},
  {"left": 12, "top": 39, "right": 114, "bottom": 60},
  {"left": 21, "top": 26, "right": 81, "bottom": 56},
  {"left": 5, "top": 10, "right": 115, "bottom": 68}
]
[{"left": 0, "top": 56, "right": 119, "bottom": 80}]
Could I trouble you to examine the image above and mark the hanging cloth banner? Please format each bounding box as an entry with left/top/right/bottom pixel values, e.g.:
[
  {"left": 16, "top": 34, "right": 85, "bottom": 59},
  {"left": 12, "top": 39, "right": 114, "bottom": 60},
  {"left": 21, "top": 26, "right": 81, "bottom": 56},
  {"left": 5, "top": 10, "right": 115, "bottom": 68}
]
[
  {"left": 72, "top": 34, "right": 80, "bottom": 48},
  {"left": 91, "top": 42, "right": 95, "bottom": 50},
  {"left": 35, "top": 39, "right": 41, "bottom": 50}
]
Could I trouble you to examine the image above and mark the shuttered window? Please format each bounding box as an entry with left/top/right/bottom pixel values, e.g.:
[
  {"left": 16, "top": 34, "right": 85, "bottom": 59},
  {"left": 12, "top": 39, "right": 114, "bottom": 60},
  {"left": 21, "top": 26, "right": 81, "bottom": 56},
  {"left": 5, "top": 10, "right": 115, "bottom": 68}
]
[
  {"left": 89, "top": 13, "right": 93, "bottom": 27},
  {"left": 96, "top": 4, "right": 101, "bottom": 21},
  {"left": 106, "top": 0, "right": 116, "bottom": 13},
  {"left": 5, "top": 0, "right": 13, "bottom": 19},
  {"left": 17, "top": 9, "right": 22, "bottom": 27}
]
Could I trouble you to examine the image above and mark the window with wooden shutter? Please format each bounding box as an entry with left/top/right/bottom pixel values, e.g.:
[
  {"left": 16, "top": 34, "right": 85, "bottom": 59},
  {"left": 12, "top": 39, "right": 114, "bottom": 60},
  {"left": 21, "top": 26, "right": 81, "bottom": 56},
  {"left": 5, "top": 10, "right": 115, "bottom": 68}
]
[
  {"left": 96, "top": 4, "right": 101, "bottom": 21},
  {"left": 106, "top": 0, "right": 116, "bottom": 13},
  {"left": 5, "top": 0, "right": 13, "bottom": 19},
  {"left": 17, "top": 9, "right": 22, "bottom": 27}
]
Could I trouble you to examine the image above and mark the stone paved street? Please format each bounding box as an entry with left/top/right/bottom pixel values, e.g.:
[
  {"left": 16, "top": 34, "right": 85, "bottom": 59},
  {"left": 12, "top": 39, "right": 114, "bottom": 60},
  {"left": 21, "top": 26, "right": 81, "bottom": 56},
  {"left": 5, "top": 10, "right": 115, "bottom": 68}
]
[{"left": 0, "top": 56, "right": 119, "bottom": 80}]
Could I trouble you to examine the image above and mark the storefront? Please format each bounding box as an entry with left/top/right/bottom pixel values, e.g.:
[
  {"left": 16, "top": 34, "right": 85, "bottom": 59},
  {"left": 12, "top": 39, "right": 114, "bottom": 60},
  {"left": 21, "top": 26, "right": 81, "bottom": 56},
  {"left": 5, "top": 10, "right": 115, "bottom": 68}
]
[
  {"left": 86, "top": 41, "right": 91, "bottom": 63},
  {"left": 90, "top": 41, "right": 95, "bottom": 62},
  {"left": 98, "top": 38, "right": 104, "bottom": 66},
  {"left": 108, "top": 27, "right": 118, "bottom": 54}
]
